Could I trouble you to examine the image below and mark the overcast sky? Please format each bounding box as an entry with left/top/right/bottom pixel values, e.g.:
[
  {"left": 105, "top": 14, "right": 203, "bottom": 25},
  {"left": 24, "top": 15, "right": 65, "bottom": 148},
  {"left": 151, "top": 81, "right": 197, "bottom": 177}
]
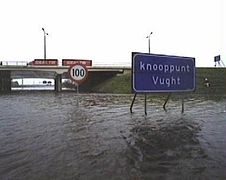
[{"left": 0, "top": 0, "right": 225, "bottom": 67}]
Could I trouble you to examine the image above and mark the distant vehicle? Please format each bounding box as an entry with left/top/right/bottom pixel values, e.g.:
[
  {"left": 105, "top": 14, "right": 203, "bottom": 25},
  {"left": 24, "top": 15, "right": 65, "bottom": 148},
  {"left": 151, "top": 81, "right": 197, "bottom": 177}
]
[
  {"left": 0, "top": 61, "right": 2, "bottom": 66},
  {"left": 28, "top": 59, "right": 58, "bottom": 66},
  {"left": 62, "top": 59, "right": 92, "bottom": 67}
]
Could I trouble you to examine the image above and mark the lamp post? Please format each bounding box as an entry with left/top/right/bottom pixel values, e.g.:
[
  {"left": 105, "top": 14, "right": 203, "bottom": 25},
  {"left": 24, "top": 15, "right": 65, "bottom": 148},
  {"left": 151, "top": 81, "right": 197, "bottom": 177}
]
[
  {"left": 42, "top": 28, "right": 48, "bottom": 60},
  {"left": 143, "top": 32, "right": 153, "bottom": 115},
  {"left": 146, "top": 32, "right": 153, "bottom": 54}
]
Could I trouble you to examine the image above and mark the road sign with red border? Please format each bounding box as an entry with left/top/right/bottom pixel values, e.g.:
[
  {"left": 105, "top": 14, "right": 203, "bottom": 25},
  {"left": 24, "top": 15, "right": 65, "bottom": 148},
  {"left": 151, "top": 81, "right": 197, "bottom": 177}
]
[{"left": 68, "top": 64, "right": 88, "bottom": 85}]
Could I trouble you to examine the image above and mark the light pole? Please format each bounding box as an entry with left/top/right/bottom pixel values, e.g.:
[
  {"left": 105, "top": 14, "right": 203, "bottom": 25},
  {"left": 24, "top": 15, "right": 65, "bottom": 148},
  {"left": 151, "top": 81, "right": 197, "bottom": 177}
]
[
  {"left": 146, "top": 32, "right": 153, "bottom": 54},
  {"left": 42, "top": 28, "right": 48, "bottom": 60},
  {"left": 143, "top": 32, "right": 153, "bottom": 115}
]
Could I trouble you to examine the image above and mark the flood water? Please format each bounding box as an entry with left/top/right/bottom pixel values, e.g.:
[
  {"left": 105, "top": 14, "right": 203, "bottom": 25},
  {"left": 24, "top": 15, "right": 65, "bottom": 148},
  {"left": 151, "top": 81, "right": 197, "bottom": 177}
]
[{"left": 0, "top": 92, "right": 225, "bottom": 179}]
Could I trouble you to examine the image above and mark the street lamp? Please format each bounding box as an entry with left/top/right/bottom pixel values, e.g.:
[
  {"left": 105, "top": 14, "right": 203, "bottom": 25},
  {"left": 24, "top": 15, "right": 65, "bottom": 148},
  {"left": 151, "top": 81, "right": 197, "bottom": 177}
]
[
  {"left": 146, "top": 32, "right": 153, "bottom": 54},
  {"left": 42, "top": 28, "right": 48, "bottom": 60},
  {"left": 144, "top": 32, "right": 153, "bottom": 115}
]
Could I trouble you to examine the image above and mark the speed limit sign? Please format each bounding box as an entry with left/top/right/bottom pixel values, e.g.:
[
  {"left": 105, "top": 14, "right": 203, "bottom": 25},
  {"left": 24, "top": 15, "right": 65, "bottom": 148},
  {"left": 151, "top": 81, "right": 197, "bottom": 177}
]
[{"left": 68, "top": 64, "right": 88, "bottom": 85}]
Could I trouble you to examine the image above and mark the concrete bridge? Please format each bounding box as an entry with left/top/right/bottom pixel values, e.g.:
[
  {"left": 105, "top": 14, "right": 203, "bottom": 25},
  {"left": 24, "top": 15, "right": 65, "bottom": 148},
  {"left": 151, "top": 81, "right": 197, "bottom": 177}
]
[{"left": 0, "top": 62, "right": 129, "bottom": 92}]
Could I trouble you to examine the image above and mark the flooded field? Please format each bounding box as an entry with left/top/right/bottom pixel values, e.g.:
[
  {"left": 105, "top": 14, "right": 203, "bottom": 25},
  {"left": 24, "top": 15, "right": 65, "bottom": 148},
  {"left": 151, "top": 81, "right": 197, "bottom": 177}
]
[{"left": 0, "top": 92, "right": 225, "bottom": 179}]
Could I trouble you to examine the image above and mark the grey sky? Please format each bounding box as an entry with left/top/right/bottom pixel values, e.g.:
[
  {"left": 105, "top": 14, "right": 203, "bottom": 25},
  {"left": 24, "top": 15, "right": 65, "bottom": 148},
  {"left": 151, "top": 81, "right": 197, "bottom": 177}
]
[{"left": 0, "top": 0, "right": 224, "bottom": 67}]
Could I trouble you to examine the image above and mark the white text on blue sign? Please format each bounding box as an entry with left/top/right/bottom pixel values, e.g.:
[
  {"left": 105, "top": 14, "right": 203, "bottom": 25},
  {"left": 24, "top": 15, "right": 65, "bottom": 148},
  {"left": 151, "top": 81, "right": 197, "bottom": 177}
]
[{"left": 133, "top": 53, "right": 195, "bottom": 93}]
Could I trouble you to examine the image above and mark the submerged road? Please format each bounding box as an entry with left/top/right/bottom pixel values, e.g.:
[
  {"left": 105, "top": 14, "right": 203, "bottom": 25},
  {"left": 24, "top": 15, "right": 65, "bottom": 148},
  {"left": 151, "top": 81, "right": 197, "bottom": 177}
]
[{"left": 0, "top": 92, "right": 225, "bottom": 179}]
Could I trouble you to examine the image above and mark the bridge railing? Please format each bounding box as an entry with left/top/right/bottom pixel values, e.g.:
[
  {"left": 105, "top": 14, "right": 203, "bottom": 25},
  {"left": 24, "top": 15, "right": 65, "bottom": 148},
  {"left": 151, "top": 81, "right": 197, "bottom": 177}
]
[
  {"left": 0, "top": 60, "right": 132, "bottom": 69},
  {"left": 92, "top": 62, "right": 131, "bottom": 69},
  {"left": 0, "top": 61, "right": 28, "bottom": 66}
]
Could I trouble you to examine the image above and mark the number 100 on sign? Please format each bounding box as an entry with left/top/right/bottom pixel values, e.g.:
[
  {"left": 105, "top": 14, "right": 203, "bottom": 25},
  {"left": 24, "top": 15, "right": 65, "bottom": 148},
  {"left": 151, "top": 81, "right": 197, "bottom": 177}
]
[
  {"left": 69, "top": 64, "right": 88, "bottom": 84},
  {"left": 72, "top": 67, "right": 85, "bottom": 79}
]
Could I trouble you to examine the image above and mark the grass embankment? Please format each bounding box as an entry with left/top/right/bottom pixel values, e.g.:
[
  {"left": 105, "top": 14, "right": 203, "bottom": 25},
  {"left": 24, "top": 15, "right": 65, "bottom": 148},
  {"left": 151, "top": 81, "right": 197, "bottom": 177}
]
[
  {"left": 195, "top": 68, "right": 226, "bottom": 95},
  {"left": 93, "top": 68, "right": 226, "bottom": 95},
  {"left": 93, "top": 70, "right": 131, "bottom": 94}
]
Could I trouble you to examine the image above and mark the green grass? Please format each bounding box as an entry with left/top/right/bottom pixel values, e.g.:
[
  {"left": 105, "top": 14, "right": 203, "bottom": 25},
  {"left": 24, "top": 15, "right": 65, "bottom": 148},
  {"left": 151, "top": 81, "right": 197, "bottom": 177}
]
[
  {"left": 93, "top": 71, "right": 131, "bottom": 94},
  {"left": 196, "top": 68, "right": 226, "bottom": 95}
]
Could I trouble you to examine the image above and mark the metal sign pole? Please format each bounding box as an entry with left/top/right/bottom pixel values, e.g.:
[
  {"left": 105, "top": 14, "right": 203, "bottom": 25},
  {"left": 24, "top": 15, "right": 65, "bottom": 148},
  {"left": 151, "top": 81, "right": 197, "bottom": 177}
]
[
  {"left": 76, "top": 83, "right": 79, "bottom": 107},
  {"left": 130, "top": 93, "right": 137, "bottom": 113},
  {"left": 144, "top": 93, "right": 147, "bottom": 115},
  {"left": 163, "top": 93, "right": 171, "bottom": 111},
  {"left": 181, "top": 96, "right": 184, "bottom": 113}
]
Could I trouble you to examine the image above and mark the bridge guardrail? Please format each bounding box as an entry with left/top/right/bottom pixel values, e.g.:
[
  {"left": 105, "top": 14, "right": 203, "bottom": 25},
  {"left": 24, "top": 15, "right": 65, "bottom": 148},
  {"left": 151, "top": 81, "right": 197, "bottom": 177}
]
[
  {"left": 92, "top": 63, "right": 131, "bottom": 69},
  {"left": 0, "top": 61, "right": 132, "bottom": 68},
  {"left": 0, "top": 61, "right": 28, "bottom": 66}
]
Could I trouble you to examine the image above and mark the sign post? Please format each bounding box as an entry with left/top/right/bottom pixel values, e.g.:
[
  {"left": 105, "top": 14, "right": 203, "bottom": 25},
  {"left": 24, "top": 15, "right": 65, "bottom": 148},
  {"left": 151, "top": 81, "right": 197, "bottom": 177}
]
[
  {"left": 68, "top": 64, "right": 88, "bottom": 106},
  {"left": 130, "top": 52, "right": 195, "bottom": 114}
]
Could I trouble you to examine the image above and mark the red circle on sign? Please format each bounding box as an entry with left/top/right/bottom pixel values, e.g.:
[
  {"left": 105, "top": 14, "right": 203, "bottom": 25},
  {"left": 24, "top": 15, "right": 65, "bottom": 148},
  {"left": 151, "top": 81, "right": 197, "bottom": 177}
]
[{"left": 68, "top": 64, "right": 88, "bottom": 85}]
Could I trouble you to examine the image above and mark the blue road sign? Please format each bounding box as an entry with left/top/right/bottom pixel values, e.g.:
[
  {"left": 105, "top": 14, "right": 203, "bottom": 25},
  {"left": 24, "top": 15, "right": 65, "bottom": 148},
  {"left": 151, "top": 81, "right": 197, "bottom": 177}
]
[
  {"left": 214, "top": 55, "right": 220, "bottom": 62},
  {"left": 132, "top": 53, "right": 195, "bottom": 93}
]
